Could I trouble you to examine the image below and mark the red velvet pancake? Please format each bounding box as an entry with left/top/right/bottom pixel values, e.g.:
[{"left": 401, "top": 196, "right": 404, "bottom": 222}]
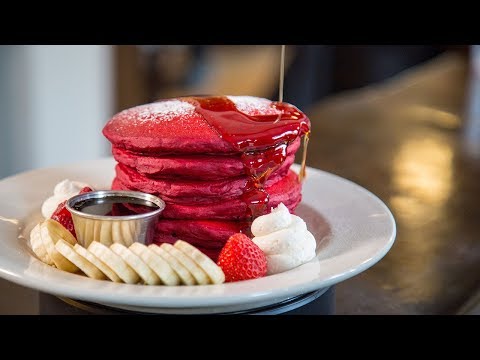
[
  {"left": 103, "top": 96, "right": 297, "bottom": 154},
  {"left": 113, "top": 156, "right": 294, "bottom": 202},
  {"left": 111, "top": 137, "right": 300, "bottom": 180},
  {"left": 104, "top": 95, "right": 310, "bottom": 259},
  {"left": 112, "top": 169, "right": 302, "bottom": 220},
  {"left": 151, "top": 178, "right": 301, "bottom": 261}
]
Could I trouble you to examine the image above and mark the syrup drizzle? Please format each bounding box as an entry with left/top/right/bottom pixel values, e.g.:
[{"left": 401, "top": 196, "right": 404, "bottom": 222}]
[
  {"left": 183, "top": 96, "right": 309, "bottom": 219},
  {"left": 278, "top": 45, "right": 286, "bottom": 104},
  {"left": 299, "top": 131, "right": 310, "bottom": 182},
  {"left": 277, "top": 45, "right": 308, "bottom": 183}
]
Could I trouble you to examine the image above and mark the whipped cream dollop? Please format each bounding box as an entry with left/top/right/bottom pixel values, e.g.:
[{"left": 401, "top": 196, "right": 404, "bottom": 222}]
[
  {"left": 41, "top": 179, "right": 92, "bottom": 218},
  {"left": 251, "top": 203, "right": 316, "bottom": 275}
]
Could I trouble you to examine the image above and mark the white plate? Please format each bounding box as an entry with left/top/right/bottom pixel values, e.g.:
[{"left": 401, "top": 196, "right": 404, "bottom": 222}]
[{"left": 0, "top": 158, "right": 396, "bottom": 313}]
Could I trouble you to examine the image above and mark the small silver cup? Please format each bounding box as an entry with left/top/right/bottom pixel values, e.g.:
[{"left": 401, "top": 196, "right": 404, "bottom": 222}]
[{"left": 66, "top": 190, "right": 165, "bottom": 248}]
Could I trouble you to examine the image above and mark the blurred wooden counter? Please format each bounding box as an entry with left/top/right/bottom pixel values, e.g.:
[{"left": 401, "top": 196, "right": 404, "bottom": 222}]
[{"left": 306, "top": 52, "right": 480, "bottom": 314}]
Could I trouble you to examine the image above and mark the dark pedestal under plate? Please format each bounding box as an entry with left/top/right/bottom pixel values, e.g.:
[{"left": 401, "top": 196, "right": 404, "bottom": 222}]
[{"left": 38, "top": 287, "right": 335, "bottom": 315}]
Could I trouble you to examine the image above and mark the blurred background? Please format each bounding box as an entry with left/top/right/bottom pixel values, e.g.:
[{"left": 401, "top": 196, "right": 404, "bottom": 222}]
[
  {"left": 0, "top": 45, "right": 471, "bottom": 178},
  {"left": 1, "top": 45, "right": 480, "bottom": 314}
]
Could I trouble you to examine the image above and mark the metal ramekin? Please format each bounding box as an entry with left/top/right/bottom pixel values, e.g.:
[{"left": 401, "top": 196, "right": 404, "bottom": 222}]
[{"left": 66, "top": 190, "right": 165, "bottom": 248}]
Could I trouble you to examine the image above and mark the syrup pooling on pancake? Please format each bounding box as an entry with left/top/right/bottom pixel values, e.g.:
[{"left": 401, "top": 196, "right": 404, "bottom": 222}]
[{"left": 182, "top": 96, "right": 310, "bottom": 219}]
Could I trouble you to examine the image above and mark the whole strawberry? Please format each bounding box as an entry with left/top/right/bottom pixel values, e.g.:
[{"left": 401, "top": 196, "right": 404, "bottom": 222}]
[
  {"left": 51, "top": 186, "right": 93, "bottom": 238},
  {"left": 217, "top": 233, "right": 267, "bottom": 282},
  {"left": 78, "top": 186, "right": 94, "bottom": 195}
]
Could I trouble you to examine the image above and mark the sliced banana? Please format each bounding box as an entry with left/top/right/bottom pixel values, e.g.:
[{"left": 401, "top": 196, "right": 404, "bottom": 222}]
[
  {"left": 149, "top": 244, "right": 196, "bottom": 285},
  {"left": 174, "top": 240, "right": 225, "bottom": 284},
  {"left": 40, "top": 219, "right": 79, "bottom": 273},
  {"left": 88, "top": 241, "right": 139, "bottom": 284},
  {"left": 161, "top": 243, "right": 210, "bottom": 285},
  {"left": 129, "top": 243, "right": 180, "bottom": 286},
  {"left": 110, "top": 243, "right": 161, "bottom": 285},
  {"left": 74, "top": 244, "right": 121, "bottom": 282},
  {"left": 29, "top": 223, "right": 54, "bottom": 265},
  {"left": 45, "top": 218, "right": 77, "bottom": 244},
  {"left": 55, "top": 239, "right": 106, "bottom": 280}
]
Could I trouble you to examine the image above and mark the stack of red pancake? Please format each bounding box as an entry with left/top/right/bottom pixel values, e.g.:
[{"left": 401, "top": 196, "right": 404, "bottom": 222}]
[{"left": 103, "top": 96, "right": 310, "bottom": 261}]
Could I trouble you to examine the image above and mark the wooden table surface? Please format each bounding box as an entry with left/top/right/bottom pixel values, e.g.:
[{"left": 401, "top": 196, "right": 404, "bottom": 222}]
[{"left": 305, "top": 52, "right": 480, "bottom": 314}]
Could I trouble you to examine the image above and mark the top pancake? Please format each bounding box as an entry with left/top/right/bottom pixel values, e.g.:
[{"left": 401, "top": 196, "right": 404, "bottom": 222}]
[{"left": 103, "top": 96, "right": 309, "bottom": 154}]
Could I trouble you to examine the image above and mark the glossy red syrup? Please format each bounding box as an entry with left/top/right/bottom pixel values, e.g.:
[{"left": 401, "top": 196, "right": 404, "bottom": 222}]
[{"left": 183, "top": 96, "right": 310, "bottom": 219}]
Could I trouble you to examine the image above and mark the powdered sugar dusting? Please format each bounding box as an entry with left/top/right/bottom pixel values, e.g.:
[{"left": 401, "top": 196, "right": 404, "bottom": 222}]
[
  {"left": 120, "top": 100, "right": 195, "bottom": 124},
  {"left": 114, "top": 97, "right": 280, "bottom": 125},
  {"left": 228, "top": 96, "right": 281, "bottom": 116}
]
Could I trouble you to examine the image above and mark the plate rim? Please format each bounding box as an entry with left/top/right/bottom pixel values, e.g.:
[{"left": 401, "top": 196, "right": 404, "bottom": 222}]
[{"left": 0, "top": 158, "right": 396, "bottom": 309}]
